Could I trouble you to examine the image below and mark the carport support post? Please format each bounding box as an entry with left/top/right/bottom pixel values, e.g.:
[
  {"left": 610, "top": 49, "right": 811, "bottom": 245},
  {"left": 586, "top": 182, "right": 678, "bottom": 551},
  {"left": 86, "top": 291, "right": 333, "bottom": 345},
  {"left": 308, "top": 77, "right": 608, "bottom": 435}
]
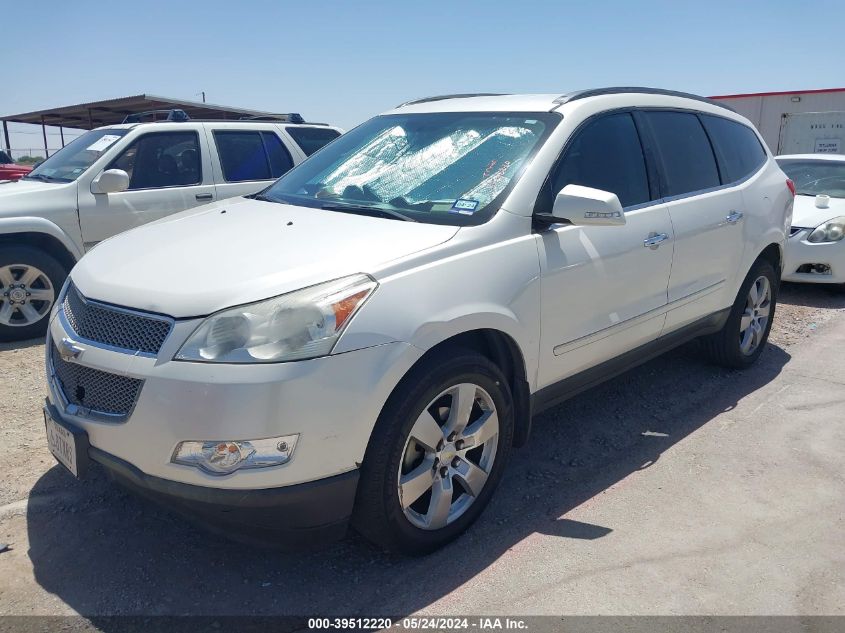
[
  {"left": 2, "top": 120, "right": 9, "bottom": 155},
  {"left": 41, "top": 116, "right": 48, "bottom": 158},
  {"left": 59, "top": 126, "right": 65, "bottom": 147}
]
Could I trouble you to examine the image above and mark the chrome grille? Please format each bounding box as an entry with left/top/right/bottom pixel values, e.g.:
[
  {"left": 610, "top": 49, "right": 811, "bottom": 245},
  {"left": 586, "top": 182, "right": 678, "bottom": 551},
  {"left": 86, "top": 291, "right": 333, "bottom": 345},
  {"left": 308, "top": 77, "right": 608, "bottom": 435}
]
[
  {"left": 50, "top": 344, "right": 143, "bottom": 419},
  {"left": 62, "top": 283, "right": 172, "bottom": 354}
]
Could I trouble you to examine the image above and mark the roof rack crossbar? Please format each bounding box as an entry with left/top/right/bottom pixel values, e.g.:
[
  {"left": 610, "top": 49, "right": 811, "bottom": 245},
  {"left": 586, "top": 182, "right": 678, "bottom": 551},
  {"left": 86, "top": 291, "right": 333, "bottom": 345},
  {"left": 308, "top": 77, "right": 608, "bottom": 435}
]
[
  {"left": 553, "top": 87, "right": 735, "bottom": 111},
  {"left": 238, "top": 113, "right": 305, "bottom": 123},
  {"left": 122, "top": 108, "right": 190, "bottom": 123},
  {"left": 397, "top": 93, "right": 509, "bottom": 108}
]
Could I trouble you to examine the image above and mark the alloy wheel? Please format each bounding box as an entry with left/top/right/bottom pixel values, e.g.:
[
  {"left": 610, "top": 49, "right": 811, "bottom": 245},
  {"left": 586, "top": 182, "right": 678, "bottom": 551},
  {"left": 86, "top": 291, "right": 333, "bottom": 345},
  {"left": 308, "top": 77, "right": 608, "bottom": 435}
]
[
  {"left": 0, "top": 264, "right": 55, "bottom": 327},
  {"left": 739, "top": 275, "right": 771, "bottom": 356},
  {"left": 397, "top": 383, "right": 499, "bottom": 530}
]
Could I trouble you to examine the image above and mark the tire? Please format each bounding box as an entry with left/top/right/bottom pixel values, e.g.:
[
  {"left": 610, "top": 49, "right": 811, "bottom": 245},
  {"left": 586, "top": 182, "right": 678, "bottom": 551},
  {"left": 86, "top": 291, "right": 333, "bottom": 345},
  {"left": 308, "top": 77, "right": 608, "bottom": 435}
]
[
  {"left": 700, "top": 258, "right": 778, "bottom": 369},
  {"left": 352, "top": 349, "right": 514, "bottom": 555},
  {"left": 0, "top": 246, "right": 67, "bottom": 342}
]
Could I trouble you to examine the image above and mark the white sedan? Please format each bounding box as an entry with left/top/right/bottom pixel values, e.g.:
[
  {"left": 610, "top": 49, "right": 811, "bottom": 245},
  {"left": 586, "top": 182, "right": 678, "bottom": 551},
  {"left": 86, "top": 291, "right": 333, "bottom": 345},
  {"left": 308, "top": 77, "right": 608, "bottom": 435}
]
[{"left": 777, "top": 154, "right": 845, "bottom": 286}]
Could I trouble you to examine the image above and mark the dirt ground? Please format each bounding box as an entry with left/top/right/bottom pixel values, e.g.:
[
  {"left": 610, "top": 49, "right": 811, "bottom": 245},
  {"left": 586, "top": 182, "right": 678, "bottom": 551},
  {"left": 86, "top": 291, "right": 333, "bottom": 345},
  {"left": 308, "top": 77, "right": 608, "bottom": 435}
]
[{"left": 0, "top": 282, "right": 843, "bottom": 618}]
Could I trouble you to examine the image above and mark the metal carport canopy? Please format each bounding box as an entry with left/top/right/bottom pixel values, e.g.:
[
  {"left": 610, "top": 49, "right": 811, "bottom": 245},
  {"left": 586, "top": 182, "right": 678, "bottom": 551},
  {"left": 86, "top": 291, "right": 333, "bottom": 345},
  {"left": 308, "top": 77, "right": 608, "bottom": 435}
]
[{"left": 1, "top": 94, "right": 277, "bottom": 129}]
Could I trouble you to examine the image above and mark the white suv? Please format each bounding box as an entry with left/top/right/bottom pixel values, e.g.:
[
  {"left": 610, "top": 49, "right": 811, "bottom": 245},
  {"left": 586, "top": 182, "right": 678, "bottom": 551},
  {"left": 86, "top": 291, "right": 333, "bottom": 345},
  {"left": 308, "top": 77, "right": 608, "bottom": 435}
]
[
  {"left": 0, "top": 111, "right": 341, "bottom": 341},
  {"left": 43, "top": 89, "right": 793, "bottom": 554}
]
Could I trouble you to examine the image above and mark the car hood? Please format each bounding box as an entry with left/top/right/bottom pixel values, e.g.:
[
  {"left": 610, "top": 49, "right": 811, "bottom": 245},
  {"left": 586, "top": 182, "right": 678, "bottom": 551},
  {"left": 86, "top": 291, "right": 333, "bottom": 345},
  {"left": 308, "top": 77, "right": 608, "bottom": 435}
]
[
  {"left": 792, "top": 195, "right": 845, "bottom": 228},
  {"left": 0, "top": 178, "right": 65, "bottom": 198},
  {"left": 0, "top": 179, "right": 77, "bottom": 220},
  {"left": 71, "top": 197, "right": 459, "bottom": 318}
]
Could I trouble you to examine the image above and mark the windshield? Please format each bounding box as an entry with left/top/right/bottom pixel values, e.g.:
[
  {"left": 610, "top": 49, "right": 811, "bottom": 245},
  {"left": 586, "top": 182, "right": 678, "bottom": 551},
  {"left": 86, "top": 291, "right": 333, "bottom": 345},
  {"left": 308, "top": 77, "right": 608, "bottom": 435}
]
[
  {"left": 262, "top": 112, "right": 559, "bottom": 225},
  {"left": 777, "top": 158, "right": 845, "bottom": 198},
  {"left": 26, "top": 129, "right": 129, "bottom": 183}
]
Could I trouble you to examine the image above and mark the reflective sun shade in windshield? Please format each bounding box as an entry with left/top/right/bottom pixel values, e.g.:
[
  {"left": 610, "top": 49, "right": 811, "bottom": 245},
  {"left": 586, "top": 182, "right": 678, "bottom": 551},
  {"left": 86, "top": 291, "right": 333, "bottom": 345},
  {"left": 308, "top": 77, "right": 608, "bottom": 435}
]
[{"left": 263, "top": 112, "right": 559, "bottom": 225}]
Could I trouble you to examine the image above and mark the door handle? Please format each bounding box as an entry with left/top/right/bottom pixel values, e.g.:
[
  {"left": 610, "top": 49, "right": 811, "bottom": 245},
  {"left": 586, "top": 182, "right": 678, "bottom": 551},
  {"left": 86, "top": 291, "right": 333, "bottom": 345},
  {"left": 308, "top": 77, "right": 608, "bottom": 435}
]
[
  {"left": 725, "top": 210, "right": 744, "bottom": 224},
  {"left": 196, "top": 193, "right": 214, "bottom": 201},
  {"left": 643, "top": 233, "right": 669, "bottom": 249}
]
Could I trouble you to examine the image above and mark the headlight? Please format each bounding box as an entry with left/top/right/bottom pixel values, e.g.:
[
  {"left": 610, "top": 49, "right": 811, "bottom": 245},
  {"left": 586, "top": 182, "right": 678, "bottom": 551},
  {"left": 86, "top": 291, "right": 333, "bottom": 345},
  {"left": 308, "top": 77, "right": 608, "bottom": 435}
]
[
  {"left": 807, "top": 216, "right": 845, "bottom": 243},
  {"left": 175, "top": 274, "right": 377, "bottom": 363},
  {"left": 172, "top": 435, "right": 298, "bottom": 475}
]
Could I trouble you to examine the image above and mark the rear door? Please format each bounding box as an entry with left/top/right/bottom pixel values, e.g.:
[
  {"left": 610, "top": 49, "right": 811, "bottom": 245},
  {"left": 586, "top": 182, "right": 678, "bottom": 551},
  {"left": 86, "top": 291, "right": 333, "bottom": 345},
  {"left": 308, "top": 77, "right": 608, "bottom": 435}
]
[
  {"left": 77, "top": 125, "right": 216, "bottom": 246},
  {"left": 639, "top": 110, "right": 746, "bottom": 331},
  {"left": 205, "top": 124, "right": 298, "bottom": 201}
]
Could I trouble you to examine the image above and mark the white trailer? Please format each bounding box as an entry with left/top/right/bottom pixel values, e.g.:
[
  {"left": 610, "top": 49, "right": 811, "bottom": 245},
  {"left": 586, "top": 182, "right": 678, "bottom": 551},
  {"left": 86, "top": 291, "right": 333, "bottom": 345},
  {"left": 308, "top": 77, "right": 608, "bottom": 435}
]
[
  {"left": 778, "top": 111, "right": 845, "bottom": 155},
  {"left": 711, "top": 88, "right": 845, "bottom": 155}
]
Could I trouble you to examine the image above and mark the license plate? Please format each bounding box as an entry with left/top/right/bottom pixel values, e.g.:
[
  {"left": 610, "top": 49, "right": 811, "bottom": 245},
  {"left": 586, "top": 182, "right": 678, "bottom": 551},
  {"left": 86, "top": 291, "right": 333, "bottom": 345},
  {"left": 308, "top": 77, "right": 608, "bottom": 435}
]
[{"left": 44, "top": 408, "right": 86, "bottom": 477}]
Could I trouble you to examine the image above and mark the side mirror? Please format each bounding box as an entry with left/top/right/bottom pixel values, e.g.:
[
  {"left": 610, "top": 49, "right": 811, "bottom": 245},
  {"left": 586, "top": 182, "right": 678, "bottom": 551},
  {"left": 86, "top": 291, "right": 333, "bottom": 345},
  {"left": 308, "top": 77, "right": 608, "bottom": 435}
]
[
  {"left": 549, "top": 184, "right": 626, "bottom": 226},
  {"left": 91, "top": 169, "right": 130, "bottom": 194}
]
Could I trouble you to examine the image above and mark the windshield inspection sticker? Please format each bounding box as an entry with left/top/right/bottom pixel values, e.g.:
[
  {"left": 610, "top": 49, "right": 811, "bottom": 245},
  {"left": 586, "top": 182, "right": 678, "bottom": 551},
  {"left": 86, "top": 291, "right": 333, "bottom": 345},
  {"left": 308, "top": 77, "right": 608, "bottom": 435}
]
[
  {"left": 85, "top": 134, "right": 121, "bottom": 153},
  {"left": 451, "top": 199, "right": 479, "bottom": 215}
]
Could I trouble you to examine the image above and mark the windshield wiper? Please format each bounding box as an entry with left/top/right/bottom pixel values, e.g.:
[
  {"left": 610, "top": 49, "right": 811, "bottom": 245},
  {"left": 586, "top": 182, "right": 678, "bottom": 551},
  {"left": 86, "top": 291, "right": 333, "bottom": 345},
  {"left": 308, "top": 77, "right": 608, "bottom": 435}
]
[
  {"left": 320, "top": 203, "right": 416, "bottom": 222},
  {"left": 252, "top": 193, "right": 283, "bottom": 203},
  {"left": 23, "top": 173, "right": 59, "bottom": 182}
]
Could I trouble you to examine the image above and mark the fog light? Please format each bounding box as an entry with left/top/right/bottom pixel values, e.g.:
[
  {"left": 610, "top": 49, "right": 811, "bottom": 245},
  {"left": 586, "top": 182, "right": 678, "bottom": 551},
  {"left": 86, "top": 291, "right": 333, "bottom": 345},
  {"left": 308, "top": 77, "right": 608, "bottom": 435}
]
[{"left": 171, "top": 434, "right": 298, "bottom": 475}]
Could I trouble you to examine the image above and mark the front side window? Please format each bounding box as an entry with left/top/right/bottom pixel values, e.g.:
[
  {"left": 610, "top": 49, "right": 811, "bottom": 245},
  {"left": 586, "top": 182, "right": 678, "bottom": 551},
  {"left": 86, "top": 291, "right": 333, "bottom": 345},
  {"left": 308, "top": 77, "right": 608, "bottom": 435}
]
[
  {"left": 286, "top": 127, "right": 341, "bottom": 156},
  {"left": 546, "top": 112, "right": 651, "bottom": 209},
  {"left": 214, "top": 131, "right": 294, "bottom": 182},
  {"left": 262, "top": 112, "right": 558, "bottom": 225},
  {"left": 701, "top": 115, "right": 766, "bottom": 184},
  {"left": 25, "top": 129, "right": 129, "bottom": 183},
  {"left": 777, "top": 159, "right": 845, "bottom": 198},
  {"left": 109, "top": 132, "right": 201, "bottom": 190},
  {"left": 645, "top": 111, "right": 720, "bottom": 197}
]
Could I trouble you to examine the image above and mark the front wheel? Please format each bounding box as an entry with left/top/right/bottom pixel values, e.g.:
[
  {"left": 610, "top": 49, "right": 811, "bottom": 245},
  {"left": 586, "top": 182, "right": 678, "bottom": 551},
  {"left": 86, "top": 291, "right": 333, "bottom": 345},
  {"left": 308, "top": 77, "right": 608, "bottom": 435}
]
[
  {"left": 0, "top": 246, "right": 67, "bottom": 343},
  {"left": 701, "top": 258, "right": 778, "bottom": 369},
  {"left": 352, "top": 350, "right": 514, "bottom": 555}
]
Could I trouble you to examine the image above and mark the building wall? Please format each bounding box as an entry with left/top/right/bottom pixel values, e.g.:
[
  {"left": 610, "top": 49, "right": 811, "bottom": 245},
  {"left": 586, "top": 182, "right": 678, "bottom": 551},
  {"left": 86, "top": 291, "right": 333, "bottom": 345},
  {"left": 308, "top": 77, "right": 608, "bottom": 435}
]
[{"left": 711, "top": 90, "right": 845, "bottom": 154}]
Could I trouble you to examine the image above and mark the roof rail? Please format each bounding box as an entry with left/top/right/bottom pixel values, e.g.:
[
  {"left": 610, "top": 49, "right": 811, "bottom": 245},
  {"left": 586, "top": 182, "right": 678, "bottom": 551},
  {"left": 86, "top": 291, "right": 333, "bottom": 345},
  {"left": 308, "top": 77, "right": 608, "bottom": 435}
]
[
  {"left": 397, "top": 93, "right": 509, "bottom": 108},
  {"left": 122, "top": 108, "right": 190, "bottom": 123},
  {"left": 238, "top": 113, "right": 305, "bottom": 124},
  {"left": 553, "top": 87, "right": 735, "bottom": 112}
]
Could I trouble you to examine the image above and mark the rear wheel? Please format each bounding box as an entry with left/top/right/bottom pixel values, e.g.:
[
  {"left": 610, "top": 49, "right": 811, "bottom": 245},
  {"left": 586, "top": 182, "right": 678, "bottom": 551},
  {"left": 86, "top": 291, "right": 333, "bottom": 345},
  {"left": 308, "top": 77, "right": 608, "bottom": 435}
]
[
  {"left": 352, "top": 350, "right": 513, "bottom": 555},
  {"left": 701, "top": 258, "right": 777, "bottom": 369},
  {"left": 0, "top": 246, "right": 67, "bottom": 342}
]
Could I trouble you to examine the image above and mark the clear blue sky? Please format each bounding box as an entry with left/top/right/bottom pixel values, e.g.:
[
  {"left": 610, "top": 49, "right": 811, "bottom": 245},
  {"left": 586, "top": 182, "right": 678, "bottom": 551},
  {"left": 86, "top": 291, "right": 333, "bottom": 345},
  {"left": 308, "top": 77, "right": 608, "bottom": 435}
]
[{"left": 4, "top": 0, "right": 844, "bottom": 152}]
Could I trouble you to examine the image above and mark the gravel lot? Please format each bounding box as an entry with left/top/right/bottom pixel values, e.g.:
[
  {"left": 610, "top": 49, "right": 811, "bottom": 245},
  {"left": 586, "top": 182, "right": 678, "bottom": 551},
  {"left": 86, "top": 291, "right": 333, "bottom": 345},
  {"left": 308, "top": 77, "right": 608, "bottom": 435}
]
[{"left": 0, "top": 282, "right": 843, "bottom": 618}]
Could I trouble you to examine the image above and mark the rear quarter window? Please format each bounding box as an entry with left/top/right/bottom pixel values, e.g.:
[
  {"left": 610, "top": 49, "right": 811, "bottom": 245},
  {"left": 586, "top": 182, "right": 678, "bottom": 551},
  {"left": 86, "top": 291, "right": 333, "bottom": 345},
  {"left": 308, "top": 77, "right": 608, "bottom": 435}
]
[
  {"left": 700, "top": 115, "right": 767, "bottom": 184},
  {"left": 286, "top": 127, "right": 341, "bottom": 156},
  {"left": 644, "top": 111, "right": 721, "bottom": 197}
]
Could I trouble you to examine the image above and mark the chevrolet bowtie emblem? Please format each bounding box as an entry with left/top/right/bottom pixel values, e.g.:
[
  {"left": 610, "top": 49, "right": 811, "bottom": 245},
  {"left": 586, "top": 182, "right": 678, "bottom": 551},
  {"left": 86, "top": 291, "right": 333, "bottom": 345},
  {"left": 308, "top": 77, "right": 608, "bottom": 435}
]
[{"left": 59, "top": 337, "right": 85, "bottom": 362}]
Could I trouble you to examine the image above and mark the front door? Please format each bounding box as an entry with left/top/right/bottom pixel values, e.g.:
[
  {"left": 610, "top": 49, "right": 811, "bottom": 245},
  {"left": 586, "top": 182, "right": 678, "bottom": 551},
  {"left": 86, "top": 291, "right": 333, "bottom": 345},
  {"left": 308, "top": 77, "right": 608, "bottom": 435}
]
[
  {"left": 77, "top": 126, "right": 216, "bottom": 248},
  {"left": 535, "top": 112, "right": 674, "bottom": 388}
]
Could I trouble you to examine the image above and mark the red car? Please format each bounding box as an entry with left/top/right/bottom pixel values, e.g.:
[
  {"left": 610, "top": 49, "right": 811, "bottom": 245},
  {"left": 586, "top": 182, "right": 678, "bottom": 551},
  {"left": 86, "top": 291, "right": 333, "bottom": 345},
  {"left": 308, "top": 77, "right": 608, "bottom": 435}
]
[{"left": 0, "top": 150, "right": 32, "bottom": 181}]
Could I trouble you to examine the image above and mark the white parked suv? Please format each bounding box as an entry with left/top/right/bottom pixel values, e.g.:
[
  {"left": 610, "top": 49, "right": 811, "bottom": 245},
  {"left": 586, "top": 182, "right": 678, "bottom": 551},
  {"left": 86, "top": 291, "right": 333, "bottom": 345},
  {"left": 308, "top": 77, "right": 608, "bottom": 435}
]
[
  {"left": 0, "top": 111, "right": 341, "bottom": 341},
  {"left": 43, "top": 89, "right": 793, "bottom": 554},
  {"left": 776, "top": 154, "right": 845, "bottom": 287}
]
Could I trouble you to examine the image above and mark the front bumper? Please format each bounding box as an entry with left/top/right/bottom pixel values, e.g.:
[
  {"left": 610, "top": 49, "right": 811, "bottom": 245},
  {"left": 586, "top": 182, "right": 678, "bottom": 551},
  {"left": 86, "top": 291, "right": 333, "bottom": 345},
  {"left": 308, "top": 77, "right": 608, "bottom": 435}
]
[
  {"left": 45, "top": 300, "right": 423, "bottom": 491},
  {"left": 46, "top": 398, "right": 359, "bottom": 545},
  {"left": 782, "top": 229, "right": 845, "bottom": 284},
  {"left": 92, "top": 442, "right": 360, "bottom": 546}
]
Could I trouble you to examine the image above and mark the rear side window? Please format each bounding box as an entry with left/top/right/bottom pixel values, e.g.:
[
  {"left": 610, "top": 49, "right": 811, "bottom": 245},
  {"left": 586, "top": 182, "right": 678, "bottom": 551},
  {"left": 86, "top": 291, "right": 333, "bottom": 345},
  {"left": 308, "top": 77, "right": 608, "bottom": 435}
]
[
  {"left": 644, "top": 111, "right": 720, "bottom": 197},
  {"left": 700, "top": 115, "right": 766, "bottom": 184},
  {"left": 213, "top": 131, "right": 294, "bottom": 182},
  {"left": 548, "top": 113, "right": 650, "bottom": 209},
  {"left": 286, "top": 127, "right": 341, "bottom": 156}
]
